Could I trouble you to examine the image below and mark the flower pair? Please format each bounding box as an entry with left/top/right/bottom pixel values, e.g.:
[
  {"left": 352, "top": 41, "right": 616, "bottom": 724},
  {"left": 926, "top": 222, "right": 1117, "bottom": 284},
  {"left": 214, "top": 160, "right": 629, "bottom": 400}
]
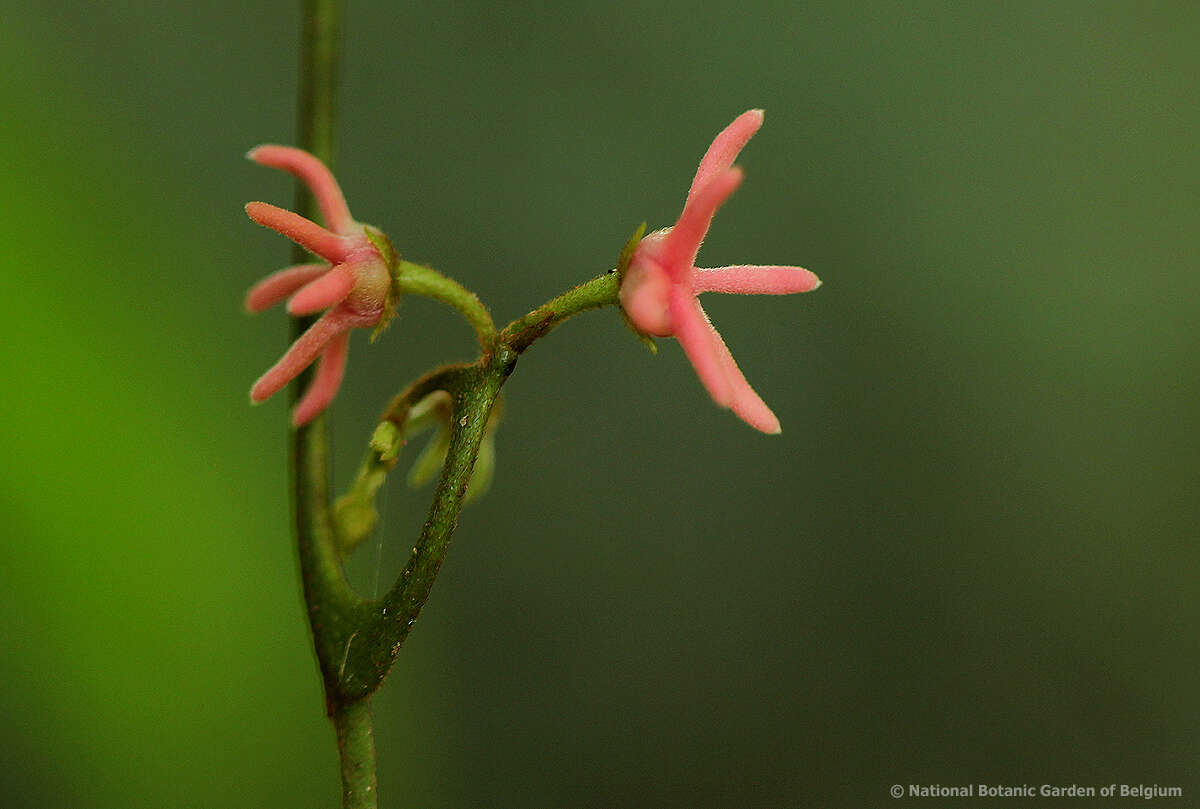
[
  {"left": 243, "top": 110, "right": 818, "bottom": 432},
  {"left": 243, "top": 146, "right": 393, "bottom": 426},
  {"left": 619, "top": 109, "right": 821, "bottom": 434}
]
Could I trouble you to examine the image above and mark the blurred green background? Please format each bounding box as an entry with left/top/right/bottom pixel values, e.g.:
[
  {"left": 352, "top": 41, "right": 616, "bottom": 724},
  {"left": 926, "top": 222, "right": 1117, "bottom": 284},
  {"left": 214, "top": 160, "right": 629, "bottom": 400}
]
[{"left": 3, "top": 1, "right": 1197, "bottom": 807}]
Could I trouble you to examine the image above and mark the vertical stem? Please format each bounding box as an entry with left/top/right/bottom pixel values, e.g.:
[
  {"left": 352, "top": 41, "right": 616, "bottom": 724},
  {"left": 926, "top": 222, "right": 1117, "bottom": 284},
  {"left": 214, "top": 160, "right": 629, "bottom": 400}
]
[
  {"left": 297, "top": 0, "right": 339, "bottom": 190},
  {"left": 291, "top": 1, "right": 379, "bottom": 807},
  {"left": 334, "top": 701, "right": 379, "bottom": 809},
  {"left": 292, "top": 0, "right": 350, "bottom": 633}
]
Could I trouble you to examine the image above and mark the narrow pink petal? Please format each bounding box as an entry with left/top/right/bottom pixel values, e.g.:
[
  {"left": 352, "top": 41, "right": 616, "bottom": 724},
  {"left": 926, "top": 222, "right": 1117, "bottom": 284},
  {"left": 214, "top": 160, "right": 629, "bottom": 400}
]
[
  {"left": 730, "top": 395, "right": 781, "bottom": 434},
  {"left": 244, "top": 263, "right": 329, "bottom": 312},
  {"left": 659, "top": 167, "right": 744, "bottom": 275},
  {"left": 706, "top": 325, "right": 782, "bottom": 434},
  {"left": 693, "top": 265, "right": 821, "bottom": 295},
  {"left": 247, "top": 145, "right": 356, "bottom": 235},
  {"left": 249, "top": 307, "right": 363, "bottom": 403},
  {"left": 286, "top": 262, "right": 356, "bottom": 316},
  {"left": 291, "top": 332, "right": 350, "bottom": 426},
  {"left": 245, "top": 201, "right": 352, "bottom": 263},
  {"left": 687, "top": 109, "right": 763, "bottom": 203},
  {"left": 667, "top": 289, "right": 733, "bottom": 407}
]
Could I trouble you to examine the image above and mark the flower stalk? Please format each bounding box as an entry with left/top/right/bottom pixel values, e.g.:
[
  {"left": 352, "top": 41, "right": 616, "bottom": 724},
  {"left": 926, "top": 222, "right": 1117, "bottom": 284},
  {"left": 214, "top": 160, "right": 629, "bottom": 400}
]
[
  {"left": 393, "top": 260, "right": 496, "bottom": 351},
  {"left": 500, "top": 271, "right": 620, "bottom": 353}
]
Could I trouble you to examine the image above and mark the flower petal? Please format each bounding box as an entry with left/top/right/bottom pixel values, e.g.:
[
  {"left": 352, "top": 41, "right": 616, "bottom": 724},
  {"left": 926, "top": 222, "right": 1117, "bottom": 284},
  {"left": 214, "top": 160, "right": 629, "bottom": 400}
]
[
  {"left": 247, "top": 145, "right": 356, "bottom": 235},
  {"left": 619, "top": 256, "right": 674, "bottom": 336},
  {"left": 707, "top": 325, "right": 782, "bottom": 435},
  {"left": 693, "top": 265, "right": 821, "bottom": 295},
  {"left": 291, "top": 332, "right": 350, "bottom": 426},
  {"left": 250, "top": 306, "right": 370, "bottom": 403},
  {"left": 244, "top": 263, "right": 329, "bottom": 313},
  {"left": 688, "top": 109, "right": 763, "bottom": 204},
  {"left": 286, "top": 262, "right": 356, "bottom": 316},
  {"left": 667, "top": 289, "right": 733, "bottom": 407},
  {"left": 659, "top": 167, "right": 744, "bottom": 275},
  {"left": 245, "top": 201, "right": 352, "bottom": 264},
  {"left": 670, "top": 290, "right": 783, "bottom": 434}
]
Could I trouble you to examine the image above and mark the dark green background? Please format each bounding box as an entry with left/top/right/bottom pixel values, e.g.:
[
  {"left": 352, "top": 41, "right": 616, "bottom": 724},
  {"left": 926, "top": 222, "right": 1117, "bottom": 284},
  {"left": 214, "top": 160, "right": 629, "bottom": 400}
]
[{"left": 3, "top": 2, "right": 1197, "bottom": 807}]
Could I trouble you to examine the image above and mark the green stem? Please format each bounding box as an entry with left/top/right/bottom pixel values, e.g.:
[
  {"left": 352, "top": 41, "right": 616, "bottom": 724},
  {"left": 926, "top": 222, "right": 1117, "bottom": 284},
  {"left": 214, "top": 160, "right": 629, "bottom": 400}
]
[
  {"left": 396, "top": 260, "right": 496, "bottom": 351},
  {"left": 499, "top": 272, "right": 620, "bottom": 353},
  {"left": 293, "top": 0, "right": 357, "bottom": 669},
  {"left": 333, "top": 701, "right": 378, "bottom": 809},
  {"left": 382, "top": 354, "right": 512, "bottom": 617},
  {"left": 296, "top": 0, "right": 339, "bottom": 183},
  {"left": 328, "top": 353, "right": 514, "bottom": 701},
  {"left": 333, "top": 269, "right": 625, "bottom": 565}
]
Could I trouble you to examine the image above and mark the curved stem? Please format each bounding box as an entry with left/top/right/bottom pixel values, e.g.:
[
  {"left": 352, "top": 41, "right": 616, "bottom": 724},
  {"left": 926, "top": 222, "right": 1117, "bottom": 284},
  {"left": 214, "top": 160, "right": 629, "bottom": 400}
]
[
  {"left": 499, "top": 271, "right": 620, "bottom": 353},
  {"left": 382, "top": 357, "right": 511, "bottom": 620},
  {"left": 329, "top": 352, "right": 514, "bottom": 701},
  {"left": 333, "top": 364, "right": 472, "bottom": 554},
  {"left": 394, "top": 260, "right": 496, "bottom": 351}
]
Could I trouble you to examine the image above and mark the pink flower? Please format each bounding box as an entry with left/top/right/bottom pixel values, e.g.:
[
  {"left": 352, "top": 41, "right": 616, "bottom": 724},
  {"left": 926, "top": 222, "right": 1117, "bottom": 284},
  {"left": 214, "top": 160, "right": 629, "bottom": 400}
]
[
  {"left": 619, "top": 109, "right": 820, "bottom": 434},
  {"left": 243, "top": 146, "right": 393, "bottom": 426}
]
